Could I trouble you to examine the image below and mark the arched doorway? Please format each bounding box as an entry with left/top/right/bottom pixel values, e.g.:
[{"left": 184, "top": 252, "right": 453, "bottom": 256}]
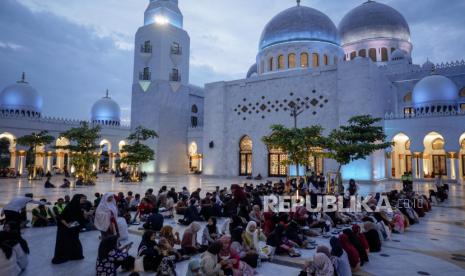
[
  {"left": 391, "top": 133, "right": 412, "bottom": 178},
  {"left": 55, "top": 137, "right": 70, "bottom": 173},
  {"left": 239, "top": 136, "right": 253, "bottom": 176},
  {"left": 188, "top": 142, "right": 202, "bottom": 173},
  {"left": 0, "top": 138, "right": 11, "bottom": 170},
  {"left": 459, "top": 133, "right": 465, "bottom": 178},
  {"left": 423, "top": 132, "right": 446, "bottom": 178},
  {"left": 99, "top": 139, "right": 112, "bottom": 173}
]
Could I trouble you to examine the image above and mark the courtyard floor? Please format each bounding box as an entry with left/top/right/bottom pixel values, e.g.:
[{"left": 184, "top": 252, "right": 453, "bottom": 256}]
[{"left": 0, "top": 174, "right": 465, "bottom": 276}]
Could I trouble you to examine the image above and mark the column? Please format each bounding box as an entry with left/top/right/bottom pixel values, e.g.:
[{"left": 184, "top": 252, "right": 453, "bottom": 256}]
[
  {"left": 386, "top": 152, "right": 392, "bottom": 179},
  {"left": 418, "top": 153, "right": 424, "bottom": 179},
  {"left": 413, "top": 154, "right": 418, "bottom": 179},
  {"left": 454, "top": 156, "right": 460, "bottom": 181},
  {"left": 46, "top": 152, "right": 52, "bottom": 172},
  {"left": 9, "top": 151, "right": 16, "bottom": 169},
  {"left": 18, "top": 151, "right": 26, "bottom": 176},
  {"left": 448, "top": 152, "right": 456, "bottom": 180}
]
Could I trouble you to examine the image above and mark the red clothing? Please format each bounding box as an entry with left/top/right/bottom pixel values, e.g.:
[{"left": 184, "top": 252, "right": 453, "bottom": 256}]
[
  {"left": 138, "top": 202, "right": 153, "bottom": 215},
  {"left": 352, "top": 225, "right": 369, "bottom": 252},
  {"left": 339, "top": 233, "right": 360, "bottom": 268},
  {"left": 263, "top": 212, "right": 275, "bottom": 236}
]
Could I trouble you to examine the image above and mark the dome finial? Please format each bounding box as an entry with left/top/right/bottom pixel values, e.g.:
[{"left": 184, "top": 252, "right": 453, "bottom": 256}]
[
  {"left": 297, "top": 0, "right": 301, "bottom": 7},
  {"left": 18, "top": 72, "right": 27, "bottom": 84},
  {"left": 105, "top": 89, "right": 110, "bottom": 98}
]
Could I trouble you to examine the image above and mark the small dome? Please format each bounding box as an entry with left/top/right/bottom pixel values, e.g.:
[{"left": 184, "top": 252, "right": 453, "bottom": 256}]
[
  {"left": 91, "top": 91, "right": 121, "bottom": 125},
  {"left": 246, "top": 63, "right": 258, "bottom": 78},
  {"left": 339, "top": 1, "right": 410, "bottom": 46},
  {"left": 391, "top": 49, "right": 406, "bottom": 60},
  {"left": 0, "top": 73, "right": 43, "bottom": 116},
  {"left": 412, "top": 74, "right": 458, "bottom": 108},
  {"left": 422, "top": 59, "right": 435, "bottom": 71},
  {"left": 259, "top": 5, "right": 339, "bottom": 51}
]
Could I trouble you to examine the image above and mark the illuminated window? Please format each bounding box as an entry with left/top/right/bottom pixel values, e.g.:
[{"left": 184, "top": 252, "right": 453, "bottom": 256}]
[
  {"left": 278, "top": 55, "right": 285, "bottom": 70},
  {"left": 350, "top": 51, "right": 356, "bottom": 60},
  {"left": 404, "top": 107, "right": 414, "bottom": 117},
  {"left": 239, "top": 136, "right": 253, "bottom": 176},
  {"left": 288, "top": 53, "right": 296, "bottom": 68},
  {"left": 300, "top": 53, "right": 309, "bottom": 68},
  {"left": 269, "top": 57, "right": 274, "bottom": 71},
  {"left": 268, "top": 147, "right": 287, "bottom": 177},
  {"left": 323, "top": 54, "right": 329, "bottom": 65},
  {"left": 358, "top": 49, "right": 366, "bottom": 57},
  {"left": 312, "top": 53, "right": 319, "bottom": 68},
  {"left": 460, "top": 103, "right": 465, "bottom": 112},
  {"left": 432, "top": 138, "right": 445, "bottom": 150},
  {"left": 460, "top": 87, "right": 465, "bottom": 97},
  {"left": 369, "top": 48, "right": 377, "bottom": 62},
  {"left": 403, "top": 92, "right": 412, "bottom": 103},
  {"left": 381, "top": 48, "right": 388, "bottom": 61}
]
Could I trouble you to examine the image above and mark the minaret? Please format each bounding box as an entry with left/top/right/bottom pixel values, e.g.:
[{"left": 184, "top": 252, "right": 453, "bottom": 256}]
[{"left": 131, "top": 0, "right": 191, "bottom": 174}]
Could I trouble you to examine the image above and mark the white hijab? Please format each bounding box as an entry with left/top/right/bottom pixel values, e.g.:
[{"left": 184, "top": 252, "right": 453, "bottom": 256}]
[
  {"left": 94, "top": 192, "right": 118, "bottom": 231},
  {"left": 245, "top": 221, "right": 260, "bottom": 250}
]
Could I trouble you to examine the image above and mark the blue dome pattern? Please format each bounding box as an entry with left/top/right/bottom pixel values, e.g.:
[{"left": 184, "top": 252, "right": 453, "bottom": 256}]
[{"left": 259, "top": 5, "right": 339, "bottom": 51}]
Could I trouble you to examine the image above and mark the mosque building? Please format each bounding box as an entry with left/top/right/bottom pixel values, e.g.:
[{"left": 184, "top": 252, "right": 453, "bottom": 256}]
[{"left": 2, "top": 0, "right": 465, "bottom": 182}]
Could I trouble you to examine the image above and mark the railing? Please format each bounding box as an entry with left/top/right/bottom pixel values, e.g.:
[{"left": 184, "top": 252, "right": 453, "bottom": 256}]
[
  {"left": 170, "top": 46, "right": 182, "bottom": 55},
  {"left": 139, "top": 72, "right": 151, "bottom": 81},
  {"left": 140, "top": 45, "right": 152, "bottom": 54},
  {"left": 384, "top": 110, "right": 465, "bottom": 120}
]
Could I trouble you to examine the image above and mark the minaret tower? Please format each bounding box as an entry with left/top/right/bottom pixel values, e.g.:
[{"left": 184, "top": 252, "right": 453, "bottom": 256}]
[{"left": 131, "top": 0, "right": 191, "bottom": 174}]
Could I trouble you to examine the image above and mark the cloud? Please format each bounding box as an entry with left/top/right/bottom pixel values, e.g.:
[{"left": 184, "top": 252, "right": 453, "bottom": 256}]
[{"left": 0, "top": 0, "right": 133, "bottom": 121}]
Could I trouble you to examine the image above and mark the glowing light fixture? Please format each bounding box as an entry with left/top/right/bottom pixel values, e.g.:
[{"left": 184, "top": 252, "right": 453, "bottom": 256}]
[{"left": 154, "top": 15, "right": 169, "bottom": 25}]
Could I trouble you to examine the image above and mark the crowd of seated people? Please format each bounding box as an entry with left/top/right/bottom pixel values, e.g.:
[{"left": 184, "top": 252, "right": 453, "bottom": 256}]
[{"left": 0, "top": 168, "right": 18, "bottom": 178}]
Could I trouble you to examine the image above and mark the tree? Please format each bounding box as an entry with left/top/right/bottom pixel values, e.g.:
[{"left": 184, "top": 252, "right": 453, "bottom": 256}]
[
  {"left": 262, "top": 125, "right": 307, "bottom": 178},
  {"left": 57, "top": 122, "right": 101, "bottom": 184},
  {"left": 301, "top": 125, "right": 328, "bottom": 169},
  {"left": 120, "top": 126, "right": 158, "bottom": 181},
  {"left": 327, "top": 115, "right": 391, "bottom": 173},
  {"left": 16, "top": 130, "right": 54, "bottom": 179}
]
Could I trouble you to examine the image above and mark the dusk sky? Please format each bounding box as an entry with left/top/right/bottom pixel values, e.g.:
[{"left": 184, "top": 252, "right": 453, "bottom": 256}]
[{"left": 1, "top": 0, "right": 464, "bottom": 123}]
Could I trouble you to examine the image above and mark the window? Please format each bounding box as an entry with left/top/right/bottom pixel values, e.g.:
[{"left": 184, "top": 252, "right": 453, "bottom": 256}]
[
  {"left": 170, "top": 68, "right": 180, "bottom": 82},
  {"left": 140, "top": 67, "right": 151, "bottom": 80},
  {"left": 323, "top": 54, "right": 329, "bottom": 65},
  {"left": 171, "top": 42, "right": 181, "bottom": 55},
  {"left": 239, "top": 136, "right": 253, "bottom": 176},
  {"left": 350, "top": 52, "right": 356, "bottom": 60},
  {"left": 381, "top": 48, "right": 388, "bottom": 61},
  {"left": 391, "top": 48, "right": 396, "bottom": 53},
  {"left": 432, "top": 138, "right": 445, "bottom": 150},
  {"left": 312, "top": 53, "right": 319, "bottom": 68},
  {"left": 141, "top": 40, "right": 152, "bottom": 53},
  {"left": 460, "top": 88, "right": 465, "bottom": 97},
  {"left": 300, "top": 53, "right": 309, "bottom": 68},
  {"left": 268, "top": 57, "right": 274, "bottom": 71},
  {"left": 191, "top": 105, "right": 198, "bottom": 113},
  {"left": 403, "top": 92, "right": 412, "bottom": 103},
  {"left": 278, "top": 55, "right": 285, "bottom": 70},
  {"left": 405, "top": 154, "right": 412, "bottom": 173},
  {"left": 432, "top": 155, "right": 447, "bottom": 176},
  {"left": 404, "top": 107, "right": 414, "bottom": 117},
  {"left": 191, "top": 116, "right": 198, "bottom": 127},
  {"left": 268, "top": 148, "right": 287, "bottom": 177},
  {"left": 358, "top": 49, "right": 366, "bottom": 58},
  {"left": 369, "top": 48, "right": 377, "bottom": 62},
  {"left": 288, "top": 53, "right": 296, "bottom": 69},
  {"left": 460, "top": 103, "right": 465, "bottom": 112}
]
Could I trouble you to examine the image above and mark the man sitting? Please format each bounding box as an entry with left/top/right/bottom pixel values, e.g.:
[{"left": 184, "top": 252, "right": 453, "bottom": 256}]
[{"left": 31, "top": 199, "right": 56, "bottom": 227}]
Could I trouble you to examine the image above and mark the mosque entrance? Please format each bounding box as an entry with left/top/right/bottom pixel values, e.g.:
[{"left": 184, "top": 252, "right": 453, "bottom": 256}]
[
  {"left": 432, "top": 155, "right": 447, "bottom": 176},
  {"left": 188, "top": 142, "right": 202, "bottom": 173},
  {"left": 99, "top": 146, "right": 110, "bottom": 173},
  {"left": 239, "top": 136, "right": 253, "bottom": 176},
  {"left": 0, "top": 138, "right": 10, "bottom": 169}
]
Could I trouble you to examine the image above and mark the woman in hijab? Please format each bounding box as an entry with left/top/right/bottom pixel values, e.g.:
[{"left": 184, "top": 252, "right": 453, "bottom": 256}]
[
  {"left": 230, "top": 227, "right": 258, "bottom": 268},
  {"left": 138, "top": 230, "right": 162, "bottom": 271},
  {"left": 242, "top": 221, "right": 265, "bottom": 253},
  {"left": 0, "top": 222, "right": 29, "bottom": 276},
  {"left": 218, "top": 235, "right": 255, "bottom": 276},
  {"left": 96, "top": 235, "right": 132, "bottom": 276},
  {"left": 186, "top": 259, "right": 201, "bottom": 276},
  {"left": 266, "top": 224, "right": 300, "bottom": 257},
  {"left": 391, "top": 209, "right": 405, "bottom": 233},
  {"left": 342, "top": 229, "right": 368, "bottom": 265},
  {"left": 286, "top": 220, "right": 307, "bottom": 248},
  {"left": 181, "top": 222, "right": 203, "bottom": 255},
  {"left": 308, "top": 253, "right": 334, "bottom": 276},
  {"left": 352, "top": 225, "right": 370, "bottom": 255},
  {"left": 52, "top": 194, "right": 87, "bottom": 264},
  {"left": 330, "top": 237, "right": 352, "bottom": 276},
  {"left": 338, "top": 232, "right": 360, "bottom": 271},
  {"left": 363, "top": 222, "right": 382, "bottom": 252},
  {"left": 202, "top": 217, "right": 219, "bottom": 246},
  {"left": 160, "top": 225, "right": 181, "bottom": 248},
  {"left": 94, "top": 192, "right": 119, "bottom": 238},
  {"left": 316, "top": 245, "right": 331, "bottom": 258}
]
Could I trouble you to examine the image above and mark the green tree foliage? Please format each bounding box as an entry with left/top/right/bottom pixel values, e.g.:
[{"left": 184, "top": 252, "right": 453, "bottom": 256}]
[
  {"left": 57, "top": 122, "right": 101, "bottom": 184},
  {"left": 120, "top": 126, "right": 158, "bottom": 181},
  {"left": 16, "top": 130, "right": 54, "bottom": 178},
  {"left": 327, "top": 115, "right": 391, "bottom": 172}
]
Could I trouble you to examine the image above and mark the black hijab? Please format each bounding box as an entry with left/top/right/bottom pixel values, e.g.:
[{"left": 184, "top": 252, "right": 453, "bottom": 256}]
[
  {"left": 207, "top": 241, "right": 222, "bottom": 255},
  {"left": 0, "top": 222, "right": 30, "bottom": 259},
  {"left": 207, "top": 217, "right": 217, "bottom": 234},
  {"left": 139, "top": 230, "right": 157, "bottom": 251},
  {"left": 330, "top": 236, "right": 343, "bottom": 257},
  {"left": 61, "top": 194, "right": 85, "bottom": 223}
]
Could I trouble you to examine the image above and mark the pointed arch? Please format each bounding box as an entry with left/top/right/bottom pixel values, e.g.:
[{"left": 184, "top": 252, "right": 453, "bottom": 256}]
[{"left": 239, "top": 135, "right": 253, "bottom": 176}]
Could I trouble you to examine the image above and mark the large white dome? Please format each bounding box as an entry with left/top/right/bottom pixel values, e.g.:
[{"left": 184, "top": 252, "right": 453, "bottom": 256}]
[
  {"left": 91, "top": 92, "right": 121, "bottom": 125},
  {"left": 412, "top": 74, "right": 458, "bottom": 109},
  {"left": 0, "top": 74, "right": 43, "bottom": 117},
  {"left": 339, "top": 1, "right": 410, "bottom": 46},
  {"left": 259, "top": 5, "right": 339, "bottom": 51}
]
